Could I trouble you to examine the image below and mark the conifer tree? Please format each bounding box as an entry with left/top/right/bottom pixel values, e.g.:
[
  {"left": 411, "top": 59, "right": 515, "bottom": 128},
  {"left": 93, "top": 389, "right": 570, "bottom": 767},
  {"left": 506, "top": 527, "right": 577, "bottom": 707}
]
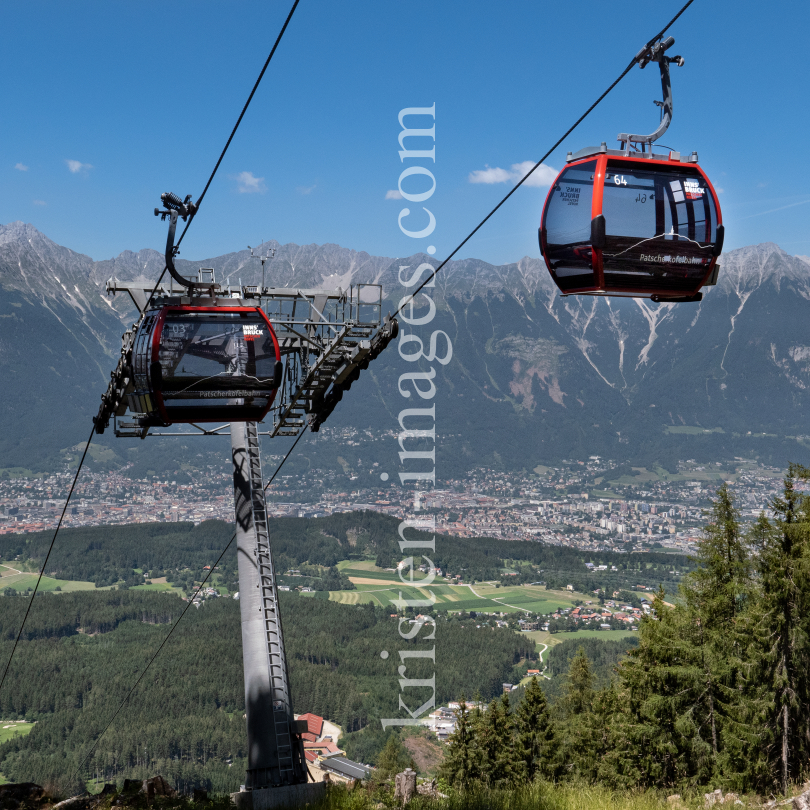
[
  {"left": 375, "top": 734, "right": 414, "bottom": 782},
  {"left": 440, "top": 694, "right": 478, "bottom": 789},
  {"left": 469, "top": 689, "right": 485, "bottom": 739},
  {"left": 688, "top": 483, "right": 750, "bottom": 628},
  {"left": 599, "top": 486, "right": 755, "bottom": 790},
  {"left": 514, "top": 676, "right": 555, "bottom": 782},
  {"left": 605, "top": 589, "right": 717, "bottom": 788},
  {"left": 475, "top": 697, "right": 500, "bottom": 787},
  {"left": 679, "top": 483, "right": 751, "bottom": 770},
  {"left": 477, "top": 693, "right": 517, "bottom": 787},
  {"left": 721, "top": 512, "right": 772, "bottom": 789},
  {"left": 560, "top": 646, "right": 594, "bottom": 716},
  {"left": 557, "top": 647, "right": 597, "bottom": 779},
  {"left": 730, "top": 465, "right": 810, "bottom": 794},
  {"left": 588, "top": 681, "right": 623, "bottom": 784}
]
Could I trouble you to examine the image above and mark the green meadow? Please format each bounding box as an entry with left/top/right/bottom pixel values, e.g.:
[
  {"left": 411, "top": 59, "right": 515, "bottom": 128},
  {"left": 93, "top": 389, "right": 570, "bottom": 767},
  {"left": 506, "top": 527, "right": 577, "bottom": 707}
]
[
  {"left": 0, "top": 721, "right": 34, "bottom": 745},
  {"left": 0, "top": 564, "right": 97, "bottom": 593},
  {"left": 331, "top": 563, "right": 584, "bottom": 614}
]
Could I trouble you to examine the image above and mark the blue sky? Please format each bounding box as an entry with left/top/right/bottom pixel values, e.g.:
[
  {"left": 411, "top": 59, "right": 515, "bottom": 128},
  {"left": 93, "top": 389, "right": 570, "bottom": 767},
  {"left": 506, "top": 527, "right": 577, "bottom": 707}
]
[{"left": 2, "top": 0, "right": 807, "bottom": 267}]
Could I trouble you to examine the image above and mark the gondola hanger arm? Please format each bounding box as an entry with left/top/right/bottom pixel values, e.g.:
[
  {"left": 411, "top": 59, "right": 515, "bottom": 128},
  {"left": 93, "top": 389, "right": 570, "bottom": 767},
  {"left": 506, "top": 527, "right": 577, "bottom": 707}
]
[
  {"left": 618, "top": 36, "right": 684, "bottom": 149},
  {"left": 154, "top": 192, "right": 204, "bottom": 290}
]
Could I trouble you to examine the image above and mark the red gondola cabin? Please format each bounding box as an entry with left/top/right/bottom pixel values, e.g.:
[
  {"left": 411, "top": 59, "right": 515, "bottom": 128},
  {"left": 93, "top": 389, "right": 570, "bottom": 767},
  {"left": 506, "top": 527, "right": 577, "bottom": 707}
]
[
  {"left": 129, "top": 306, "right": 282, "bottom": 425},
  {"left": 539, "top": 146, "right": 723, "bottom": 302}
]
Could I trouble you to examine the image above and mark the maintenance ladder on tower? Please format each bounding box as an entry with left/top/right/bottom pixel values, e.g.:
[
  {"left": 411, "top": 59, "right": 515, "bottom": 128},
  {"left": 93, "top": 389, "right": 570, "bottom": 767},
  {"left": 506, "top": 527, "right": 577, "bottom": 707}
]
[{"left": 243, "top": 421, "right": 301, "bottom": 787}]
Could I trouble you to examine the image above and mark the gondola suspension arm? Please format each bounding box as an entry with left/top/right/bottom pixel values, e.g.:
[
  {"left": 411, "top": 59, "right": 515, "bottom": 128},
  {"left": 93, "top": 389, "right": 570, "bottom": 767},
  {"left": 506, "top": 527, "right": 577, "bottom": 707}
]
[
  {"left": 154, "top": 192, "right": 201, "bottom": 289},
  {"left": 618, "top": 36, "right": 684, "bottom": 149}
]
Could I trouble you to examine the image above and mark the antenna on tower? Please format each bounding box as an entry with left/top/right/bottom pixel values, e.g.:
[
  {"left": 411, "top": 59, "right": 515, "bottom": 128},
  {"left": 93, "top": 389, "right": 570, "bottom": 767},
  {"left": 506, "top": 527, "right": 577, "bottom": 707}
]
[{"left": 249, "top": 241, "right": 277, "bottom": 292}]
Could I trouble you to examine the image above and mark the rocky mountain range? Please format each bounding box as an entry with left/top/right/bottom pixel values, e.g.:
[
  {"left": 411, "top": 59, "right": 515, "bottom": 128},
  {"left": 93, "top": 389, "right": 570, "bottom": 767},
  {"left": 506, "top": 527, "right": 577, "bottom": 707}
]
[{"left": 2, "top": 220, "right": 810, "bottom": 478}]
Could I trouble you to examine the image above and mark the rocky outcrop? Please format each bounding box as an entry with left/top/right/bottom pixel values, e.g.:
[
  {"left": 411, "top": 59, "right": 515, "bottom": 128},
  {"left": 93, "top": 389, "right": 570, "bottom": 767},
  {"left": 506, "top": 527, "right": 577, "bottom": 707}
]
[
  {"left": 3, "top": 221, "right": 810, "bottom": 474},
  {"left": 792, "top": 786, "right": 810, "bottom": 810},
  {"left": 416, "top": 777, "right": 447, "bottom": 800},
  {"left": 139, "top": 776, "right": 176, "bottom": 802}
]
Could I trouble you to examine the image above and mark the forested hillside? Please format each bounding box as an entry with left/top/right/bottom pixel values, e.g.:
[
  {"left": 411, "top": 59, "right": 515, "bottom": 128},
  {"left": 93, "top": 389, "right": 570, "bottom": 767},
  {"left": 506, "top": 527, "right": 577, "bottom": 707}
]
[
  {"left": 3, "top": 475, "right": 808, "bottom": 799},
  {"left": 536, "top": 636, "right": 639, "bottom": 705},
  {"left": 5, "top": 511, "right": 695, "bottom": 595},
  {"left": 0, "top": 591, "right": 532, "bottom": 795},
  {"left": 442, "top": 472, "right": 810, "bottom": 796}
]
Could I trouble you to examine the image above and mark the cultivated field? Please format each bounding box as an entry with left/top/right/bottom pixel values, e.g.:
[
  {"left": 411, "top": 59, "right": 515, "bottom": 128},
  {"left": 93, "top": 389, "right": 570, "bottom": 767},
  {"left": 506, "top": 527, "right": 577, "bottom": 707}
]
[
  {"left": 0, "top": 563, "right": 191, "bottom": 594},
  {"left": 0, "top": 564, "right": 96, "bottom": 593},
  {"left": 330, "top": 563, "right": 584, "bottom": 615}
]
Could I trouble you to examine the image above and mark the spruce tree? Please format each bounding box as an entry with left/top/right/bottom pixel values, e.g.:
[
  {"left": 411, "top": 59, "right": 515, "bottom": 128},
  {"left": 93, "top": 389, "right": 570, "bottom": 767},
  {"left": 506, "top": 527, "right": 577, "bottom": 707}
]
[
  {"left": 477, "top": 693, "right": 517, "bottom": 787},
  {"left": 375, "top": 734, "right": 414, "bottom": 782},
  {"left": 600, "top": 486, "right": 755, "bottom": 789},
  {"left": 687, "top": 483, "right": 750, "bottom": 628},
  {"left": 562, "top": 647, "right": 593, "bottom": 716},
  {"left": 680, "top": 483, "right": 751, "bottom": 771},
  {"left": 468, "top": 689, "right": 485, "bottom": 734},
  {"left": 721, "top": 512, "right": 772, "bottom": 790},
  {"left": 557, "top": 647, "right": 597, "bottom": 780},
  {"left": 730, "top": 465, "right": 810, "bottom": 794},
  {"left": 606, "top": 589, "right": 716, "bottom": 788},
  {"left": 440, "top": 694, "right": 477, "bottom": 789},
  {"left": 476, "top": 697, "right": 500, "bottom": 787},
  {"left": 589, "top": 681, "right": 623, "bottom": 784},
  {"left": 514, "top": 676, "right": 555, "bottom": 782}
]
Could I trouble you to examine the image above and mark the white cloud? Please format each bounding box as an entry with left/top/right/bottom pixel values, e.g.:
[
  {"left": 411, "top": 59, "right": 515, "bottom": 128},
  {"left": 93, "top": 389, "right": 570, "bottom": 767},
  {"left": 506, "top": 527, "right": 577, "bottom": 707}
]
[
  {"left": 469, "top": 165, "right": 513, "bottom": 184},
  {"left": 15, "top": 163, "right": 28, "bottom": 172},
  {"left": 234, "top": 171, "right": 267, "bottom": 194},
  {"left": 297, "top": 184, "right": 316, "bottom": 195},
  {"left": 66, "top": 159, "right": 93, "bottom": 174},
  {"left": 385, "top": 189, "right": 403, "bottom": 200},
  {"left": 716, "top": 187, "right": 725, "bottom": 194},
  {"left": 469, "top": 161, "right": 557, "bottom": 188},
  {"left": 509, "top": 161, "right": 559, "bottom": 188},
  {"left": 33, "top": 200, "right": 46, "bottom": 206}
]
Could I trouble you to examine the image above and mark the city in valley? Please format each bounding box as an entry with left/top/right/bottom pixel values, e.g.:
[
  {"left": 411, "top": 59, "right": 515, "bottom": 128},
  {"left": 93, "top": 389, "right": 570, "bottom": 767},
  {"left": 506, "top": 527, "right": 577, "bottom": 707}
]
[{"left": 0, "top": 443, "right": 785, "bottom": 555}]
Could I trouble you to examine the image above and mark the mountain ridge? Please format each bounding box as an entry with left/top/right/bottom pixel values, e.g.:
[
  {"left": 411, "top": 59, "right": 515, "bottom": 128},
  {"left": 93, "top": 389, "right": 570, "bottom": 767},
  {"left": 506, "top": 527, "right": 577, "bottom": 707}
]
[{"left": 2, "top": 220, "right": 810, "bottom": 476}]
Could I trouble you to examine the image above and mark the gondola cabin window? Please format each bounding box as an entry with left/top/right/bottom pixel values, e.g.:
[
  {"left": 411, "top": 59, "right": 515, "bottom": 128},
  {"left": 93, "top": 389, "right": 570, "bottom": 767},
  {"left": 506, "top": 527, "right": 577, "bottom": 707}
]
[
  {"left": 601, "top": 160, "right": 718, "bottom": 293},
  {"left": 540, "top": 160, "right": 597, "bottom": 292}
]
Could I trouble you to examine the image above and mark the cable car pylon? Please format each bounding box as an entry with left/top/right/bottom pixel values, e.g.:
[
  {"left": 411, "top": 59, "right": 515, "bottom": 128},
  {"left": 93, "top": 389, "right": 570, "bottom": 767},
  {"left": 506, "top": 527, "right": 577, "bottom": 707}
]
[
  {"left": 92, "top": 192, "right": 399, "bottom": 807},
  {"left": 232, "top": 420, "right": 312, "bottom": 802}
]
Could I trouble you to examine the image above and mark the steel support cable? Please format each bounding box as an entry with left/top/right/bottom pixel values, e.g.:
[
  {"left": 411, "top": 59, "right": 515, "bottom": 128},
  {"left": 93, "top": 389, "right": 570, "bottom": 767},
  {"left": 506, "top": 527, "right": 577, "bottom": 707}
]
[
  {"left": 395, "top": 0, "right": 696, "bottom": 318},
  {"left": 72, "top": 429, "right": 306, "bottom": 779},
  {"left": 645, "top": 0, "right": 695, "bottom": 47},
  {"left": 0, "top": 424, "right": 95, "bottom": 696},
  {"left": 176, "top": 0, "right": 302, "bottom": 249},
  {"left": 264, "top": 428, "right": 307, "bottom": 491},
  {"left": 138, "top": 0, "right": 302, "bottom": 314}
]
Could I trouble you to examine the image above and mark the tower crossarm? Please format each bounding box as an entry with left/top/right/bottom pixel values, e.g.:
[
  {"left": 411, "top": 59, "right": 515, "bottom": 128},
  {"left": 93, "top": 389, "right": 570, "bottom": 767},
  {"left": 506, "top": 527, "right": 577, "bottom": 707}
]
[{"left": 99, "top": 278, "right": 397, "bottom": 439}]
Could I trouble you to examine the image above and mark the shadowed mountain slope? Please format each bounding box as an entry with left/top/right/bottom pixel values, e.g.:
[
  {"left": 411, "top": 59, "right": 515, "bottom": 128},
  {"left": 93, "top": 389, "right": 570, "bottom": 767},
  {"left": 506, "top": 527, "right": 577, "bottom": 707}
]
[{"left": 1, "top": 221, "right": 808, "bottom": 475}]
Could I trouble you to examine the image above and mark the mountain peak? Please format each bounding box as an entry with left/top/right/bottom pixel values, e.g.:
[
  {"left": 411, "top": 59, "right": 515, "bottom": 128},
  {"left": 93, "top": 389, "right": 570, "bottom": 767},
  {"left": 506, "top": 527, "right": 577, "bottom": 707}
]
[
  {"left": 0, "top": 220, "right": 48, "bottom": 246},
  {"left": 0, "top": 222, "right": 807, "bottom": 308},
  {"left": 716, "top": 242, "right": 810, "bottom": 295}
]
